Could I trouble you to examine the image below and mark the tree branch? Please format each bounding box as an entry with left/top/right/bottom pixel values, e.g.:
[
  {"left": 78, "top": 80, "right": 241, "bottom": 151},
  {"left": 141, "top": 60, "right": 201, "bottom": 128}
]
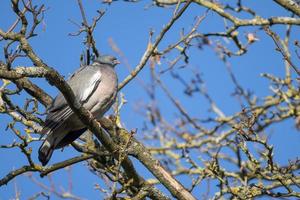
[
  {"left": 118, "top": 0, "right": 192, "bottom": 90},
  {"left": 273, "top": 0, "right": 300, "bottom": 17},
  {"left": 0, "top": 154, "right": 93, "bottom": 187}
]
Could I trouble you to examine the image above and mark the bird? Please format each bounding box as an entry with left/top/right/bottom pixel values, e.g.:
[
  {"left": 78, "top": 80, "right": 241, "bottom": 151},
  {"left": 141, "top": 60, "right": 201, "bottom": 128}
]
[{"left": 38, "top": 55, "right": 120, "bottom": 166}]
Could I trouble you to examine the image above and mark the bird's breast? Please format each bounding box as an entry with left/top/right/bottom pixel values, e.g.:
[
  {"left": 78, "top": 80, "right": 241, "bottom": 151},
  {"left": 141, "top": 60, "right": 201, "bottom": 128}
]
[{"left": 86, "top": 68, "right": 118, "bottom": 118}]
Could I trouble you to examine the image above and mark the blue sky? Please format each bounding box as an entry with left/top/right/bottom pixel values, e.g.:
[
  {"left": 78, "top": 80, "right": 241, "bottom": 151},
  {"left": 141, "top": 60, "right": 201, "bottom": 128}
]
[{"left": 1, "top": 0, "right": 300, "bottom": 199}]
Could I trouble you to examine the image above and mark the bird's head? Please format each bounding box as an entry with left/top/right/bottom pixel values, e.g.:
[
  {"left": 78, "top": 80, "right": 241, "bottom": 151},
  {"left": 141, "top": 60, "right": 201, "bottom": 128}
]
[{"left": 94, "top": 55, "right": 120, "bottom": 67}]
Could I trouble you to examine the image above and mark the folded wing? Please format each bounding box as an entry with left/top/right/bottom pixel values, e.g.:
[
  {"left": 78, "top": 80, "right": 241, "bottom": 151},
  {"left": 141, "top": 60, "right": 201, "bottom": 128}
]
[{"left": 39, "top": 65, "right": 102, "bottom": 166}]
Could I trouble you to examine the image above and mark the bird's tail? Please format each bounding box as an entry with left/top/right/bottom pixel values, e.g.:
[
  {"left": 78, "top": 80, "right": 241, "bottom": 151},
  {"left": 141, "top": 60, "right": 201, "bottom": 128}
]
[
  {"left": 38, "top": 114, "right": 70, "bottom": 166},
  {"left": 38, "top": 138, "right": 54, "bottom": 166}
]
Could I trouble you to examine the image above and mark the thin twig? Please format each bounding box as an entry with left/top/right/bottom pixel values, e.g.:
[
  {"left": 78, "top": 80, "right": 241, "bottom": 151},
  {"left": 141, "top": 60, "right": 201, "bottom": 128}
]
[{"left": 118, "top": 0, "right": 192, "bottom": 90}]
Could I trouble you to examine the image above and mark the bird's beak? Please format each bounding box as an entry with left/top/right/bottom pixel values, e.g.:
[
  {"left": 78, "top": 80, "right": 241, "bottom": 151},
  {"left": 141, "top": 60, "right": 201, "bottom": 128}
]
[{"left": 114, "top": 60, "right": 121, "bottom": 65}]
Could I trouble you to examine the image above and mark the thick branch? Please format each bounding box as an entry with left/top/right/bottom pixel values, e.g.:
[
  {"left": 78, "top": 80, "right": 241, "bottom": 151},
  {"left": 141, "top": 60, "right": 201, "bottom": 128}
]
[
  {"left": 99, "top": 118, "right": 197, "bottom": 200},
  {"left": 273, "top": 0, "right": 300, "bottom": 17},
  {"left": 0, "top": 63, "right": 52, "bottom": 106},
  {"left": 14, "top": 78, "right": 53, "bottom": 107},
  {"left": 0, "top": 66, "right": 48, "bottom": 79}
]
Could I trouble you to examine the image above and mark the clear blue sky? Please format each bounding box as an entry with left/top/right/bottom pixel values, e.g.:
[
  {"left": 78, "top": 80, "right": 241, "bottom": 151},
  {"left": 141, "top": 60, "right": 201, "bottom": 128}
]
[{"left": 1, "top": 1, "right": 299, "bottom": 199}]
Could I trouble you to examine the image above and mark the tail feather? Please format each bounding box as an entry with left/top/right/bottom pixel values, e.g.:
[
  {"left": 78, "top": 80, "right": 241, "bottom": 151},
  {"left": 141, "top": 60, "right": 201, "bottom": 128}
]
[
  {"left": 55, "top": 128, "right": 87, "bottom": 149},
  {"left": 39, "top": 115, "right": 70, "bottom": 166},
  {"left": 38, "top": 139, "right": 54, "bottom": 166},
  {"left": 38, "top": 111, "right": 86, "bottom": 166}
]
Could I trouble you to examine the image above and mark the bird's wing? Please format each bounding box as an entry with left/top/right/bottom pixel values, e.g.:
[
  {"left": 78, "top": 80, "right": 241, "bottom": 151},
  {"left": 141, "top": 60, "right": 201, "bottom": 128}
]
[{"left": 42, "top": 65, "right": 102, "bottom": 135}]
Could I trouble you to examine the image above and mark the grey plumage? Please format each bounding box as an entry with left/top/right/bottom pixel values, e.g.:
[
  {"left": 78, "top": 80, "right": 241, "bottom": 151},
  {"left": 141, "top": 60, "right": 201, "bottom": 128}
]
[{"left": 39, "top": 55, "right": 119, "bottom": 166}]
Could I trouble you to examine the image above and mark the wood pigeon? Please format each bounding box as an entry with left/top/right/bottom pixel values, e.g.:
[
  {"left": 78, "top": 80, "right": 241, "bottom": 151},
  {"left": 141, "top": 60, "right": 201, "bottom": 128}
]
[{"left": 39, "top": 55, "right": 119, "bottom": 166}]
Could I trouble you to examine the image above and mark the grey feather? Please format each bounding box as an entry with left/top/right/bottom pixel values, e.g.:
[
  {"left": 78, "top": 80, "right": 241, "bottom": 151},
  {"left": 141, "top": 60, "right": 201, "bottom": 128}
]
[{"left": 39, "top": 55, "right": 119, "bottom": 166}]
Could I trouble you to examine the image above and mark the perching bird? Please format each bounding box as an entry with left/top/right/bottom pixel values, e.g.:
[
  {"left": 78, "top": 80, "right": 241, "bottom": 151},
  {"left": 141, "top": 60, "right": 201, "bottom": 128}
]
[{"left": 39, "top": 55, "right": 119, "bottom": 166}]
